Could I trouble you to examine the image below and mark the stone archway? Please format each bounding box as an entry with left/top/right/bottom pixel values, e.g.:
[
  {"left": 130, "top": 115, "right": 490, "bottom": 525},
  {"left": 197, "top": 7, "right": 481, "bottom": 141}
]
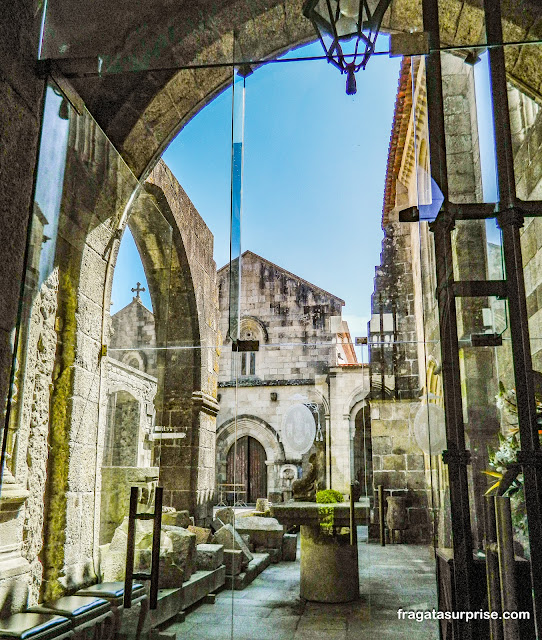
[
  {"left": 216, "top": 415, "right": 284, "bottom": 500},
  {"left": 4, "top": 0, "right": 542, "bottom": 615},
  {"left": 352, "top": 402, "right": 372, "bottom": 498},
  {"left": 103, "top": 160, "right": 220, "bottom": 522},
  {"left": 46, "top": 0, "right": 542, "bottom": 183},
  {"left": 345, "top": 387, "right": 371, "bottom": 496}
]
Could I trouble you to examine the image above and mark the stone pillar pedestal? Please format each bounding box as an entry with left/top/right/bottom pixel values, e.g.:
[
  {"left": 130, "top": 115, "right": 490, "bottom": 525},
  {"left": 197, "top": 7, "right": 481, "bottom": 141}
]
[
  {"left": 0, "top": 476, "right": 31, "bottom": 614},
  {"left": 386, "top": 495, "right": 408, "bottom": 544},
  {"left": 300, "top": 525, "right": 359, "bottom": 603}
]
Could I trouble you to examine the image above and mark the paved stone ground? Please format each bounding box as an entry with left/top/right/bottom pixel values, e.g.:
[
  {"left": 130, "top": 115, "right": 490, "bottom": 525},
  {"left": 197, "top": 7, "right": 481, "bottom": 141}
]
[{"left": 165, "top": 532, "right": 439, "bottom": 639}]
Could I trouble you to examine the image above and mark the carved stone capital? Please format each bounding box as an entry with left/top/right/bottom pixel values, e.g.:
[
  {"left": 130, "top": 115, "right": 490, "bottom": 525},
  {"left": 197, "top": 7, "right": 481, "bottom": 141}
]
[
  {"left": 191, "top": 390, "right": 220, "bottom": 417},
  {"left": 0, "top": 481, "right": 30, "bottom": 511}
]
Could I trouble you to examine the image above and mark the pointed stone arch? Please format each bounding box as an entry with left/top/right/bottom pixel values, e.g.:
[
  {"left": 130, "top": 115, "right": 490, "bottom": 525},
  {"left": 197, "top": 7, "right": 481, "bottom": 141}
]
[{"left": 60, "top": 0, "right": 542, "bottom": 180}]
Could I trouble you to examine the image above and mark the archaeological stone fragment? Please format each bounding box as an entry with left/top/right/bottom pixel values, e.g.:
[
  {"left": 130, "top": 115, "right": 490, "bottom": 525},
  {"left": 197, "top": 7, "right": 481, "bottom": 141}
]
[{"left": 211, "top": 524, "right": 253, "bottom": 568}]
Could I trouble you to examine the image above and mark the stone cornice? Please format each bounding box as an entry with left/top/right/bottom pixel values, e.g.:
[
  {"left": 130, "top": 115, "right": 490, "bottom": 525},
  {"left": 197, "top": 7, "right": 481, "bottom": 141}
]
[{"left": 218, "top": 378, "right": 316, "bottom": 388}]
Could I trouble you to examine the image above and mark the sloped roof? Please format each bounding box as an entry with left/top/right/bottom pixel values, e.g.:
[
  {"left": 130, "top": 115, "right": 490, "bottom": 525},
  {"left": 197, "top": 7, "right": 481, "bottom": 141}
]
[
  {"left": 112, "top": 296, "right": 153, "bottom": 318},
  {"left": 218, "top": 250, "right": 345, "bottom": 306}
]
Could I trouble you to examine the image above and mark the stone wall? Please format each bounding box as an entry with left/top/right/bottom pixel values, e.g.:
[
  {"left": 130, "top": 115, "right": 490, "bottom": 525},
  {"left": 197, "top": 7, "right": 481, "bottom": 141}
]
[
  {"left": 0, "top": 102, "right": 219, "bottom": 608},
  {"left": 371, "top": 400, "right": 431, "bottom": 543},
  {"left": 0, "top": 0, "right": 45, "bottom": 440},
  {"left": 217, "top": 251, "right": 345, "bottom": 383},
  {"left": 216, "top": 251, "right": 367, "bottom": 497},
  {"left": 3, "top": 0, "right": 542, "bottom": 615}
]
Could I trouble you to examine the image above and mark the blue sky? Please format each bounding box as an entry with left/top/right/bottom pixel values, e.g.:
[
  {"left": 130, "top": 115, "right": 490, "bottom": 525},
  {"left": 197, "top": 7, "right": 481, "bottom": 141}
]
[
  {"left": 118, "top": 40, "right": 401, "bottom": 357},
  {"left": 112, "top": 43, "right": 498, "bottom": 357}
]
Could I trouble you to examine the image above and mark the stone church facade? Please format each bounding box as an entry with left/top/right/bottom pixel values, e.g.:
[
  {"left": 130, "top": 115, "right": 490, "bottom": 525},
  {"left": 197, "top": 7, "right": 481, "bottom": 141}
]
[{"left": 215, "top": 251, "right": 369, "bottom": 502}]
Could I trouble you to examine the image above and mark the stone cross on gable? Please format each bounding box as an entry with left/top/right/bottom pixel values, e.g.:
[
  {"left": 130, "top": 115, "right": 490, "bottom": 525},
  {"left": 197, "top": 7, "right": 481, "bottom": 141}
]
[{"left": 131, "top": 282, "right": 146, "bottom": 300}]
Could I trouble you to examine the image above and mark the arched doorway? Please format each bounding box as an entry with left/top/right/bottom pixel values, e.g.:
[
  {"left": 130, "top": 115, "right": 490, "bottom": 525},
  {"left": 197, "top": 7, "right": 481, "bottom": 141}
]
[
  {"left": 353, "top": 404, "right": 372, "bottom": 497},
  {"left": 226, "top": 436, "right": 267, "bottom": 504}
]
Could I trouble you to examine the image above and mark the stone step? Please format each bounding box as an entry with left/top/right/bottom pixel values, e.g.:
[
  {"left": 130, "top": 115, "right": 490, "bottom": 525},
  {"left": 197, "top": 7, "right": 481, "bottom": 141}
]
[
  {"left": 231, "top": 553, "right": 271, "bottom": 590},
  {"left": 182, "top": 567, "right": 226, "bottom": 610},
  {"left": 120, "top": 566, "right": 225, "bottom": 635}
]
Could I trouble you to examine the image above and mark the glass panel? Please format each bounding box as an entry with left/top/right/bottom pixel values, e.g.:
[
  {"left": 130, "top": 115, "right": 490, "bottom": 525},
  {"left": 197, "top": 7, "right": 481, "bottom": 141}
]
[
  {"left": 410, "top": 53, "right": 454, "bottom": 636},
  {"left": 439, "top": 50, "right": 492, "bottom": 206},
  {"left": 473, "top": 52, "right": 499, "bottom": 204},
  {"left": 46, "top": 0, "right": 542, "bottom": 73},
  {"left": 4, "top": 81, "right": 164, "bottom": 612},
  {"left": 503, "top": 40, "right": 542, "bottom": 631},
  {"left": 39, "top": 1, "right": 236, "bottom": 67},
  {"left": 220, "top": 44, "right": 441, "bottom": 639},
  {"left": 450, "top": 218, "right": 508, "bottom": 340},
  {"left": 3, "top": 84, "right": 71, "bottom": 482},
  {"left": 228, "top": 69, "right": 245, "bottom": 343},
  {"left": 415, "top": 40, "right": 531, "bottom": 631},
  {"left": 8, "top": 2, "right": 542, "bottom": 637}
]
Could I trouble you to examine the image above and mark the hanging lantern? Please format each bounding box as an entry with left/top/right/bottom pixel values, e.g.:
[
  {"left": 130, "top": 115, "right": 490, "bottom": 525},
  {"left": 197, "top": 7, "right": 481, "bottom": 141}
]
[{"left": 303, "top": 0, "right": 393, "bottom": 94}]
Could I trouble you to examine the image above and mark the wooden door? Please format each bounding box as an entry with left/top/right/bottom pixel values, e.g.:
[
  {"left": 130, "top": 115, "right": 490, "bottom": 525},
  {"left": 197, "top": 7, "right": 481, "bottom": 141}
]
[
  {"left": 226, "top": 436, "right": 248, "bottom": 497},
  {"left": 226, "top": 436, "right": 267, "bottom": 504},
  {"left": 248, "top": 437, "right": 267, "bottom": 503}
]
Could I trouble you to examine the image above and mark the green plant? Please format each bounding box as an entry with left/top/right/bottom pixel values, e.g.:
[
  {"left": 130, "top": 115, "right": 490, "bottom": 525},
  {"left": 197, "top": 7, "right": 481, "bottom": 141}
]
[
  {"left": 316, "top": 490, "right": 343, "bottom": 534},
  {"left": 316, "top": 489, "right": 343, "bottom": 504},
  {"left": 485, "top": 429, "right": 528, "bottom": 543}
]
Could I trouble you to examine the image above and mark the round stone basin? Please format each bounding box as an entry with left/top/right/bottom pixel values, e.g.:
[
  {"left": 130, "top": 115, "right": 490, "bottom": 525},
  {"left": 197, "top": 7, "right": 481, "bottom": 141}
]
[{"left": 270, "top": 501, "right": 370, "bottom": 603}]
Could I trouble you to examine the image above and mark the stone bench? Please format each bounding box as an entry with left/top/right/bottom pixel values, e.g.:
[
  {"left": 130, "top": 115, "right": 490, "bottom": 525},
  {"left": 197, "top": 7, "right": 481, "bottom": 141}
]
[
  {"left": 75, "top": 583, "right": 147, "bottom": 637},
  {"left": 28, "top": 596, "right": 113, "bottom": 640},
  {"left": 0, "top": 613, "right": 73, "bottom": 640}
]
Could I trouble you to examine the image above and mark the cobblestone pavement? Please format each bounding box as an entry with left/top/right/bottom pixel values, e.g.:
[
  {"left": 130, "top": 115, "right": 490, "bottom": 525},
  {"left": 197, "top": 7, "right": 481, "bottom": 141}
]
[{"left": 164, "top": 534, "right": 439, "bottom": 639}]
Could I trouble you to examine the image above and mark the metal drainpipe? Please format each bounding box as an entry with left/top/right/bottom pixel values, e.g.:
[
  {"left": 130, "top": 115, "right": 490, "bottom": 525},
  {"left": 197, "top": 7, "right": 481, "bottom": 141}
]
[
  {"left": 485, "top": 495, "right": 504, "bottom": 640},
  {"left": 495, "top": 497, "right": 520, "bottom": 640}
]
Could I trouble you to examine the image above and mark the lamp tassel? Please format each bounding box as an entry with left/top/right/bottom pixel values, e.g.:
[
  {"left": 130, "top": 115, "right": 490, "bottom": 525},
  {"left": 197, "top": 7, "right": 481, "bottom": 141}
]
[{"left": 346, "top": 64, "right": 357, "bottom": 95}]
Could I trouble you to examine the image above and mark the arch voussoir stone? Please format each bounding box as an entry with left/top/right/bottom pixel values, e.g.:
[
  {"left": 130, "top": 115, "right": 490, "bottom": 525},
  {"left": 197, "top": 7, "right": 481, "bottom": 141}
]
[{"left": 67, "top": 0, "right": 542, "bottom": 182}]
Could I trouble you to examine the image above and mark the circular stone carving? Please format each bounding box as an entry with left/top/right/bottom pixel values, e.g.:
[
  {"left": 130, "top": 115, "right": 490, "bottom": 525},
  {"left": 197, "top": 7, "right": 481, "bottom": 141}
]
[
  {"left": 413, "top": 403, "right": 447, "bottom": 455},
  {"left": 282, "top": 404, "right": 316, "bottom": 455}
]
